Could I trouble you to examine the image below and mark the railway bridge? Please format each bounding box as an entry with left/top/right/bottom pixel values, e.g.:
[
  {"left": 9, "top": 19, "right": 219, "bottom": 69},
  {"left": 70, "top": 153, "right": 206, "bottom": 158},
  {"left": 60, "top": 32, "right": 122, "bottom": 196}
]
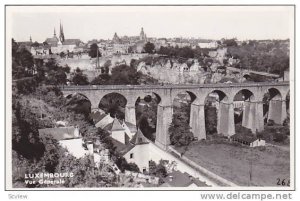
[{"left": 61, "top": 82, "right": 290, "bottom": 149}]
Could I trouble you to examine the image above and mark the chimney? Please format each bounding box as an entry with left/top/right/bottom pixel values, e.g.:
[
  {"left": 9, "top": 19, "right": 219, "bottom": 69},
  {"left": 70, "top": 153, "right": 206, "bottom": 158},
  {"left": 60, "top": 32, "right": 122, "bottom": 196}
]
[
  {"left": 87, "top": 141, "right": 94, "bottom": 154},
  {"left": 168, "top": 175, "right": 173, "bottom": 182}
]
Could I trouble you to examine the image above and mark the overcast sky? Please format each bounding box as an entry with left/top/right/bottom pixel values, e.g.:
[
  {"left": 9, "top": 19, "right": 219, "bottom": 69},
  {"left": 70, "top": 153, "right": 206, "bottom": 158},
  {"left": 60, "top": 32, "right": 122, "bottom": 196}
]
[{"left": 7, "top": 6, "right": 294, "bottom": 43}]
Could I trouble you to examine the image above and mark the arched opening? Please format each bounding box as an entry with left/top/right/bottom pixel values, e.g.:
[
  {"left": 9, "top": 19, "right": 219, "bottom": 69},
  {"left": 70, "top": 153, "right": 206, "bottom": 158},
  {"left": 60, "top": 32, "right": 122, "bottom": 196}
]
[
  {"left": 65, "top": 92, "right": 92, "bottom": 118},
  {"left": 169, "top": 91, "right": 197, "bottom": 146},
  {"left": 135, "top": 93, "right": 161, "bottom": 142},
  {"left": 98, "top": 93, "right": 127, "bottom": 120},
  {"left": 204, "top": 90, "right": 229, "bottom": 138},
  {"left": 259, "top": 88, "right": 289, "bottom": 144},
  {"left": 233, "top": 89, "right": 255, "bottom": 133},
  {"left": 243, "top": 74, "right": 251, "bottom": 80}
]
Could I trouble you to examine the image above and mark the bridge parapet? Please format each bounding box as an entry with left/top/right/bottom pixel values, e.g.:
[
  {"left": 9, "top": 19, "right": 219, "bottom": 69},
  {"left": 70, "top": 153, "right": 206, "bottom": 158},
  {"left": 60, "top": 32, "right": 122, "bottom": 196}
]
[{"left": 61, "top": 81, "right": 289, "bottom": 91}]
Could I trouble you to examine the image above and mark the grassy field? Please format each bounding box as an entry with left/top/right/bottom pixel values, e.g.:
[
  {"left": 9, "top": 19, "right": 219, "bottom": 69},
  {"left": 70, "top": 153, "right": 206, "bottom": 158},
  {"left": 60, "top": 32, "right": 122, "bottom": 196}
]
[{"left": 175, "top": 140, "right": 290, "bottom": 187}]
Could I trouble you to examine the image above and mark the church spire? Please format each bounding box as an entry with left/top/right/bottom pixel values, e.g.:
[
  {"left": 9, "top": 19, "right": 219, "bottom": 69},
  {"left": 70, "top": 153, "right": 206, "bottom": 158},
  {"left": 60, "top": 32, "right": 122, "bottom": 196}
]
[
  {"left": 59, "top": 20, "right": 65, "bottom": 43},
  {"left": 54, "top": 27, "right": 56, "bottom": 36}
]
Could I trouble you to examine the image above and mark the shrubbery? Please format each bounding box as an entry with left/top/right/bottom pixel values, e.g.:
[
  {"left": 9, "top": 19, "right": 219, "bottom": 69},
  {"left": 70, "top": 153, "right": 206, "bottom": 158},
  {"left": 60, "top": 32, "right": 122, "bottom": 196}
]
[{"left": 169, "top": 105, "right": 193, "bottom": 146}]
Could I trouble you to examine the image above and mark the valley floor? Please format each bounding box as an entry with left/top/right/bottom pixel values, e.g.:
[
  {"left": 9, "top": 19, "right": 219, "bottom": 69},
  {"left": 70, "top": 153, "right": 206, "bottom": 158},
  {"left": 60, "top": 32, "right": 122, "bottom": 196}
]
[{"left": 175, "top": 141, "right": 290, "bottom": 187}]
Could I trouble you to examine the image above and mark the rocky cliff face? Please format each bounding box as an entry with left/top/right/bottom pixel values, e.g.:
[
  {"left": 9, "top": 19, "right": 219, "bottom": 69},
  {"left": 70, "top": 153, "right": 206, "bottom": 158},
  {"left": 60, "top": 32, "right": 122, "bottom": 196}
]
[
  {"left": 137, "top": 59, "right": 215, "bottom": 84},
  {"left": 136, "top": 56, "right": 247, "bottom": 84}
]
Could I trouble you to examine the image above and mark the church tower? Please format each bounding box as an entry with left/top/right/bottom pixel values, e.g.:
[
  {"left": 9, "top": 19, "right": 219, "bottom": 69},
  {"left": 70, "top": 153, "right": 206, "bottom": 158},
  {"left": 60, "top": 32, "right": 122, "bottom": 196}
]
[
  {"left": 59, "top": 21, "right": 65, "bottom": 43},
  {"left": 112, "top": 32, "right": 121, "bottom": 43},
  {"left": 140, "top": 27, "right": 146, "bottom": 41}
]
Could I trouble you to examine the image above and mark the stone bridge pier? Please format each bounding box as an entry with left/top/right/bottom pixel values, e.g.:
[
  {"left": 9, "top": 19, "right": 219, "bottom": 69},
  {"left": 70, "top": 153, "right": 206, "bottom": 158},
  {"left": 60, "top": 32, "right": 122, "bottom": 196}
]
[
  {"left": 266, "top": 88, "right": 288, "bottom": 125},
  {"left": 189, "top": 101, "right": 206, "bottom": 140},
  {"left": 242, "top": 101, "right": 264, "bottom": 133},
  {"left": 125, "top": 97, "right": 137, "bottom": 126},
  {"left": 155, "top": 103, "right": 173, "bottom": 150},
  {"left": 268, "top": 99, "right": 287, "bottom": 125},
  {"left": 155, "top": 90, "right": 173, "bottom": 150},
  {"left": 217, "top": 101, "right": 235, "bottom": 136}
]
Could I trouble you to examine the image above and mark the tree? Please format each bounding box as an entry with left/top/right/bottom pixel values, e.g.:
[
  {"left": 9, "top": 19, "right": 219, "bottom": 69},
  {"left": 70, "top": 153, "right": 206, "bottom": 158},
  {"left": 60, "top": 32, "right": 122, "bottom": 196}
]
[
  {"left": 226, "top": 40, "right": 289, "bottom": 75},
  {"left": 109, "top": 64, "right": 139, "bottom": 85},
  {"left": 135, "top": 96, "right": 159, "bottom": 142},
  {"left": 59, "top": 51, "right": 66, "bottom": 58},
  {"left": 88, "top": 43, "right": 101, "bottom": 58},
  {"left": 90, "top": 74, "right": 111, "bottom": 85},
  {"left": 17, "top": 48, "right": 34, "bottom": 70},
  {"left": 39, "top": 134, "right": 61, "bottom": 173},
  {"left": 115, "top": 157, "right": 140, "bottom": 173},
  {"left": 144, "top": 42, "right": 155, "bottom": 54},
  {"left": 72, "top": 73, "right": 89, "bottom": 85},
  {"left": 222, "top": 38, "right": 238, "bottom": 47},
  {"left": 12, "top": 38, "right": 18, "bottom": 58},
  {"left": 205, "top": 106, "right": 217, "bottom": 135},
  {"left": 15, "top": 77, "right": 38, "bottom": 94},
  {"left": 72, "top": 68, "right": 89, "bottom": 85},
  {"left": 148, "top": 160, "right": 167, "bottom": 185},
  {"left": 12, "top": 46, "right": 34, "bottom": 78},
  {"left": 169, "top": 105, "right": 193, "bottom": 146},
  {"left": 128, "top": 46, "right": 134, "bottom": 53},
  {"left": 178, "top": 46, "right": 194, "bottom": 58},
  {"left": 102, "top": 60, "right": 112, "bottom": 74}
]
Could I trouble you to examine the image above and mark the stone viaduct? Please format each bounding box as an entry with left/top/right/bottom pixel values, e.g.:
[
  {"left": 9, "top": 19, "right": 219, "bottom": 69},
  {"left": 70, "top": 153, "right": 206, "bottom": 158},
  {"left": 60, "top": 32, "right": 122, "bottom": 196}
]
[{"left": 61, "top": 82, "right": 290, "bottom": 149}]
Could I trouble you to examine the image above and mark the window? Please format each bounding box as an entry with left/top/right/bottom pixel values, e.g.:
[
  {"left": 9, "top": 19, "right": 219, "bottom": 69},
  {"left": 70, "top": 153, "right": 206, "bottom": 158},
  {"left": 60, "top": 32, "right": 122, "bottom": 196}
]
[
  {"left": 130, "top": 153, "right": 134, "bottom": 159},
  {"left": 138, "top": 137, "right": 143, "bottom": 143}
]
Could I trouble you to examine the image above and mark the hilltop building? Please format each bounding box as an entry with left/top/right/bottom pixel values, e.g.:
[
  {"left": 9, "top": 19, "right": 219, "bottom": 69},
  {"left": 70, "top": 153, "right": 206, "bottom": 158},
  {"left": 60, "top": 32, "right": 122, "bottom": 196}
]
[
  {"left": 139, "top": 27, "right": 147, "bottom": 41},
  {"left": 112, "top": 32, "right": 121, "bottom": 43},
  {"left": 45, "top": 28, "right": 60, "bottom": 47},
  {"left": 43, "top": 21, "right": 84, "bottom": 54}
]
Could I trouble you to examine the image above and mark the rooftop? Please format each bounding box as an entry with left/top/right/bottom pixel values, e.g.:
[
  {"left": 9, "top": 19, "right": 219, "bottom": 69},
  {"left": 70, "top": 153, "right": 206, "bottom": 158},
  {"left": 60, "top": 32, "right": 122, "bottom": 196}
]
[
  {"left": 111, "top": 118, "right": 125, "bottom": 131},
  {"left": 160, "top": 170, "right": 208, "bottom": 187},
  {"left": 130, "top": 129, "right": 149, "bottom": 145},
  {"left": 38, "top": 126, "right": 79, "bottom": 141}
]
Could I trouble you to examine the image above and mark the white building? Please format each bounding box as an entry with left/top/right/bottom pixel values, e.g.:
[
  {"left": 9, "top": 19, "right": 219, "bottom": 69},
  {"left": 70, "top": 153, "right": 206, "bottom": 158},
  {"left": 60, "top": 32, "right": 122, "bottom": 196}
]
[
  {"left": 231, "top": 134, "right": 266, "bottom": 147},
  {"left": 198, "top": 41, "right": 218, "bottom": 49},
  {"left": 38, "top": 126, "right": 91, "bottom": 158},
  {"left": 111, "top": 118, "right": 128, "bottom": 144}
]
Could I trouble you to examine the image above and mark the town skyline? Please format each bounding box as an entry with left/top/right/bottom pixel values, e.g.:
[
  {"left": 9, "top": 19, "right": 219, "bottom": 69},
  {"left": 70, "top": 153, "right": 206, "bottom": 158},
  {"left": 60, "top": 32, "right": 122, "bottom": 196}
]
[{"left": 9, "top": 6, "right": 293, "bottom": 43}]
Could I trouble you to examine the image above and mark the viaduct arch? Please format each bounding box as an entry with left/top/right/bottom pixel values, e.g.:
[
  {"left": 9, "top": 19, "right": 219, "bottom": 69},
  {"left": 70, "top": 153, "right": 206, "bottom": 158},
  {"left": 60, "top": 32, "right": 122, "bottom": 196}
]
[{"left": 61, "top": 82, "right": 290, "bottom": 150}]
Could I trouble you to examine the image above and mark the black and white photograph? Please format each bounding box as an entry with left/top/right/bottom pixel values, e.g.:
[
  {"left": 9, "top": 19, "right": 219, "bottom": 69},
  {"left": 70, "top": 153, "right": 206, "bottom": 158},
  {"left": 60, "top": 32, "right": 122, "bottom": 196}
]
[{"left": 5, "top": 5, "right": 294, "bottom": 191}]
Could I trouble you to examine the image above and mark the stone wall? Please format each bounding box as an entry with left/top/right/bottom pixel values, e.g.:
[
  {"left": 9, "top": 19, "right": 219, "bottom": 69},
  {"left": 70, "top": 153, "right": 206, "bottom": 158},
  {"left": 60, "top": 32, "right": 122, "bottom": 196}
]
[{"left": 59, "top": 53, "right": 148, "bottom": 71}]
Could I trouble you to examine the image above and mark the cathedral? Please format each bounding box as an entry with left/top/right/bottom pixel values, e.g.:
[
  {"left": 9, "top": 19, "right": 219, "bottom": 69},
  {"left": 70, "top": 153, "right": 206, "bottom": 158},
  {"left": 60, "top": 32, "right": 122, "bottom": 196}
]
[{"left": 44, "top": 22, "right": 83, "bottom": 53}]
